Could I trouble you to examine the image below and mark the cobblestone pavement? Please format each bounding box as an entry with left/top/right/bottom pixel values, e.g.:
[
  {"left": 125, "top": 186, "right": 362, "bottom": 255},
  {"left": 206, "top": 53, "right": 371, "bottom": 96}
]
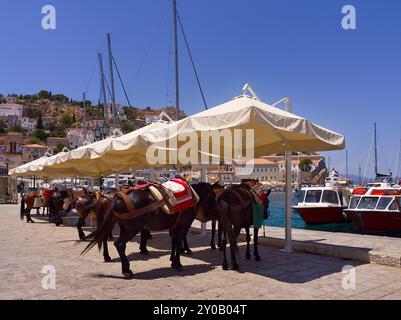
[{"left": 1, "top": 205, "right": 401, "bottom": 300}]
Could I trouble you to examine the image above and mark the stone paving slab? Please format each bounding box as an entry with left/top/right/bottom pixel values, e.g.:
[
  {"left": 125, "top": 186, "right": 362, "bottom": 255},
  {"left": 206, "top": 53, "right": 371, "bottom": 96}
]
[
  {"left": 2, "top": 205, "right": 401, "bottom": 300},
  {"left": 192, "top": 221, "right": 401, "bottom": 268}
]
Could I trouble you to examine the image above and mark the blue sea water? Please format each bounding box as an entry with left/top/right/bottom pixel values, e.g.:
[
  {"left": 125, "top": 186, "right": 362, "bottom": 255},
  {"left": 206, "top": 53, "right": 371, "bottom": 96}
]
[{"left": 265, "top": 192, "right": 305, "bottom": 229}]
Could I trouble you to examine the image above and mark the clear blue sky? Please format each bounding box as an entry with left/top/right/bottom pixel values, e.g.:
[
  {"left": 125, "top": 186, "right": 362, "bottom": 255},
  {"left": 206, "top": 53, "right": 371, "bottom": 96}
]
[{"left": 1, "top": 0, "right": 401, "bottom": 178}]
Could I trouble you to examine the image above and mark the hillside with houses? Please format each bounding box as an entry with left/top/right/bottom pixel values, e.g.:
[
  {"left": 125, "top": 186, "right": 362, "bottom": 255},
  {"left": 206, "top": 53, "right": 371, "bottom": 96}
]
[{"left": 0, "top": 91, "right": 186, "bottom": 170}]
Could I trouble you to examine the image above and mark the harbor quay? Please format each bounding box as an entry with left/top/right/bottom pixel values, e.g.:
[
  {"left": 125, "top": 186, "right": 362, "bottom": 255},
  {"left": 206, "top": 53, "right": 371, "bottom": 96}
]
[{"left": 2, "top": 205, "right": 401, "bottom": 300}]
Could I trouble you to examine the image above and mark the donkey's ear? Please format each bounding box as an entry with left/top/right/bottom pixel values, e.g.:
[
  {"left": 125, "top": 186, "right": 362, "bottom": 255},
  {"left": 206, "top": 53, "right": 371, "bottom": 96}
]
[{"left": 212, "top": 181, "right": 220, "bottom": 187}]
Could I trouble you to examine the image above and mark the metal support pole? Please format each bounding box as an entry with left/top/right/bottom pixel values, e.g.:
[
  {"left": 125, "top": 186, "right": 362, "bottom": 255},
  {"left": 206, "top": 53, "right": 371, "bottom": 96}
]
[
  {"left": 200, "top": 164, "right": 207, "bottom": 236},
  {"left": 89, "top": 177, "right": 95, "bottom": 192},
  {"left": 115, "top": 174, "right": 120, "bottom": 190},
  {"left": 107, "top": 33, "right": 117, "bottom": 128},
  {"left": 172, "top": 0, "right": 180, "bottom": 121},
  {"left": 283, "top": 98, "right": 292, "bottom": 253},
  {"left": 83, "top": 92, "right": 87, "bottom": 143},
  {"left": 98, "top": 53, "right": 108, "bottom": 121}
]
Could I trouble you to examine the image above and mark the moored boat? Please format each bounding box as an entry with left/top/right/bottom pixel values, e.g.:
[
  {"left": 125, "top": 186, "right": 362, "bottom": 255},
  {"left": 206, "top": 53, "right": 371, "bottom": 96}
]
[
  {"left": 292, "top": 186, "right": 350, "bottom": 225},
  {"left": 344, "top": 186, "right": 401, "bottom": 233}
]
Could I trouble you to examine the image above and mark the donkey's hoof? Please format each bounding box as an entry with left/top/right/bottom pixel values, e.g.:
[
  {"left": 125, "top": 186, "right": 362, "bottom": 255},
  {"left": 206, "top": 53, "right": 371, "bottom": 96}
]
[
  {"left": 104, "top": 256, "right": 112, "bottom": 263},
  {"left": 122, "top": 271, "right": 134, "bottom": 279},
  {"left": 232, "top": 264, "right": 240, "bottom": 271},
  {"left": 222, "top": 264, "right": 229, "bottom": 271},
  {"left": 79, "top": 236, "right": 86, "bottom": 241}
]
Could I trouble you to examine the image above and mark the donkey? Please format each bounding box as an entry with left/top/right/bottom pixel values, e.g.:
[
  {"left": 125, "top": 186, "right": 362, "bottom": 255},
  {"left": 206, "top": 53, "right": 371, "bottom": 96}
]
[
  {"left": 82, "top": 184, "right": 213, "bottom": 279},
  {"left": 20, "top": 191, "right": 42, "bottom": 223},
  {"left": 218, "top": 185, "right": 271, "bottom": 270}
]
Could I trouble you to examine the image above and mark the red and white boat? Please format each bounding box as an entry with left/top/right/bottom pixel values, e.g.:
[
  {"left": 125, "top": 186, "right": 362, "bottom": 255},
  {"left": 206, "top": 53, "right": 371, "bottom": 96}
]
[
  {"left": 344, "top": 185, "right": 401, "bottom": 233},
  {"left": 292, "top": 186, "right": 350, "bottom": 225}
]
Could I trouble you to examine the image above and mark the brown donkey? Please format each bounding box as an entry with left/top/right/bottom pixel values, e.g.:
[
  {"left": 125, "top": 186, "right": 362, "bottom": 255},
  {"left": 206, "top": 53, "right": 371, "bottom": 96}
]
[
  {"left": 218, "top": 185, "right": 271, "bottom": 270},
  {"left": 20, "top": 191, "right": 43, "bottom": 223},
  {"left": 82, "top": 183, "right": 213, "bottom": 279}
]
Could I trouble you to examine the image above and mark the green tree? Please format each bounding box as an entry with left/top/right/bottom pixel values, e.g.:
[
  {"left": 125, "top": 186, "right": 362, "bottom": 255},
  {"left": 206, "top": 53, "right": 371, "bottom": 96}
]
[
  {"left": 53, "top": 94, "right": 69, "bottom": 103},
  {"left": 33, "top": 129, "right": 47, "bottom": 142},
  {"left": 0, "top": 120, "right": 6, "bottom": 134},
  {"left": 36, "top": 113, "right": 44, "bottom": 130},
  {"left": 61, "top": 111, "right": 73, "bottom": 128},
  {"left": 28, "top": 136, "right": 41, "bottom": 145},
  {"left": 38, "top": 90, "right": 51, "bottom": 100},
  {"left": 53, "top": 127, "right": 66, "bottom": 138},
  {"left": 120, "top": 120, "right": 135, "bottom": 134},
  {"left": 53, "top": 143, "right": 67, "bottom": 154},
  {"left": 8, "top": 125, "right": 24, "bottom": 133},
  {"left": 299, "top": 158, "right": 313, "bottom": 172}
]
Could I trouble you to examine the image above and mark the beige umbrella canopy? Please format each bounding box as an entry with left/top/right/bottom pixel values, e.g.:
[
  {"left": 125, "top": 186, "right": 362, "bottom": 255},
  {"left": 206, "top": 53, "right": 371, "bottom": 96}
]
[
  {"left": 139, "top": 94, "right": 345, "bottom": 167},
  {"left": 10, "top": 120, "right": 171, "bottom": 177},
  {"left": 53, "top": 94, "right": 345, "bottom": 172},
  {"left": 10, "top": 93, "right": 345, "bottom": 176}
]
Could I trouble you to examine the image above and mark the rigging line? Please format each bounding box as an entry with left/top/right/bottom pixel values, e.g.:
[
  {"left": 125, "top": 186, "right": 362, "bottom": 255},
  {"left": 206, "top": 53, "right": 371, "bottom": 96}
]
[
  {"left": 112, "top": 55, "right": 133, "bottom": 107},
  {"left": 394, "top": 139, "right": 401, "bottom": 180},
  {"left": 104, "top": 78, "right": 113, "bottom": 101},
  {"left": 393, "top": 128, "right": 401, "bottom": 180},
  {"left": 84, "top": 56, "right": 98, "bottom": 93},
  {"left": 166, "top": 24, "right": 173, "bottom": 107},
  {"left": 128, "top": 5, "right": 168, "bottom": 95},
  {"left": 362, "top": 130, "right": 375, "bottom": 184},
  {"left": 377, "top": 133, "right": 391, "bottom": 173},
  {"left": 177, "top": 13, "right": 208, "bottom": 110}
]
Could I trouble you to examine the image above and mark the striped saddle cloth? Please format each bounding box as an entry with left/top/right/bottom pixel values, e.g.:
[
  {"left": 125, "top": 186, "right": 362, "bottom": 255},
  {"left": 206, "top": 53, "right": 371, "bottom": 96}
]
[{"left": 148, "top": 178, "right": 199, "bottom": 214}]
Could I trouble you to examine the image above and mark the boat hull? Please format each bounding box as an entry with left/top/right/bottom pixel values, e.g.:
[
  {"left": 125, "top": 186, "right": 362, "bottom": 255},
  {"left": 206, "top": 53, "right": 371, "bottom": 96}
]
[
  {"left": 293, "top": 206, "right": 348, "bottom": 225},
  {"left": 344, "top": 210, "right": 401, "bottom": 233}
]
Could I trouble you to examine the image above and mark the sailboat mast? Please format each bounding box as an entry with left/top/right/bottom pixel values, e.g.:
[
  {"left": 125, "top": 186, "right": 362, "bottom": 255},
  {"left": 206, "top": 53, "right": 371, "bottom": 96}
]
[
  {"left": 107, "top": 33, "right": 117, "bottom": 128},
  {"left": 374, "top": 122, "right": 378, "bottom": 178},
  {"left": 173, "top": 0, "right": 180, "bottom": 121},
  {"left": 82, "top": 92, "right": 87, "bottom": 143},
  {"left": 98, "top": 53, "right": 108, "bottom": 122}
]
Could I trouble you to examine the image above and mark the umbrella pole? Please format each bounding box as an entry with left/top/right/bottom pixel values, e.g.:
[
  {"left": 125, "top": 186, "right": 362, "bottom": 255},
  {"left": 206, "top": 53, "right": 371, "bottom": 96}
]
[
  {"left": 283, "top": 150, "right": 293, "bottom": 252},
  {"left": 283, "top": 98, "right": 293, "bottom": 253},
  {"left": 200, "top": 164, "right": 207, "bottom": 236}
]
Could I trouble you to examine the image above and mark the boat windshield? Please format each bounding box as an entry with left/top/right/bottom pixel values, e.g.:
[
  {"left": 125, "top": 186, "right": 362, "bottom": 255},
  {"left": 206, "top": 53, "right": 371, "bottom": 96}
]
[
  {"left": 349, "top": 196, "right": 360, "bottom": 209},
  {"left": 357, "top": 197, "right": 379, "bottom": 210},
  {"left": 305, "top": 190, "right": 322, "bottom": 203},
  {"left": 376, "top": 197, "right": 393, "bottom": 210},
  {"left": 321, "top": 190, "right": 339, "bottom": 204},
  {"left": 389, "top": 199, "right": 398, "bottom": 211}
]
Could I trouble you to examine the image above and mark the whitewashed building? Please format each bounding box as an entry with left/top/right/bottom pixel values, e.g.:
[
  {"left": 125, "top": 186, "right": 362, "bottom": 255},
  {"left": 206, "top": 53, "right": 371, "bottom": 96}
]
[
  {"left": 0, "top": 104, "right": 23, "bottom": 118},
  {"left": 66, "top": 128, "right": 94, "bottom": 149},
  {"left": 20, "top": 117, "right": 36, "bottom": 133}
]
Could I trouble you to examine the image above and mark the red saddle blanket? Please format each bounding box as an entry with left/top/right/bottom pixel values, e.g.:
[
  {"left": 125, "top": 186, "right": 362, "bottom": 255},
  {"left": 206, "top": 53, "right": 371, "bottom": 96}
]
[
  {"left": 43, "top": 189, "right": 57, "bottom": 202},
  {"left": 162, "top": 178, "right": 195, "bottom": 213},
  {"left": 133, "top": 178, "right": 197, "bottom": 214}
]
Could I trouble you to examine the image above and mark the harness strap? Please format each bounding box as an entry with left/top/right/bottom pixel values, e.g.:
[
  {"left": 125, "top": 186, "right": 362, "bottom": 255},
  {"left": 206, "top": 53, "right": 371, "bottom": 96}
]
[
  {"left": 151, "top": 183, "right": 175, "bottom": 213},
  {"left": 118, "top": 191, "right": 136, "bottom": 213},
  {"left": 114, "top": 199, "right": 166, "bottom": 220}
]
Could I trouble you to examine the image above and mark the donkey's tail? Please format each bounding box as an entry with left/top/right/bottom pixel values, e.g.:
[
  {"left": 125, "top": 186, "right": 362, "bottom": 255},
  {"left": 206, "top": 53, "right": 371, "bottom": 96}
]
[
  {"left": 81, "top": 197, "right": 116, "bottom": 255},
  {"left": 220, "top": 200, "right": 238, "bottom": 253},
  {"left": 20, "top": 197, "right": 25, "bottom": 221}
]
